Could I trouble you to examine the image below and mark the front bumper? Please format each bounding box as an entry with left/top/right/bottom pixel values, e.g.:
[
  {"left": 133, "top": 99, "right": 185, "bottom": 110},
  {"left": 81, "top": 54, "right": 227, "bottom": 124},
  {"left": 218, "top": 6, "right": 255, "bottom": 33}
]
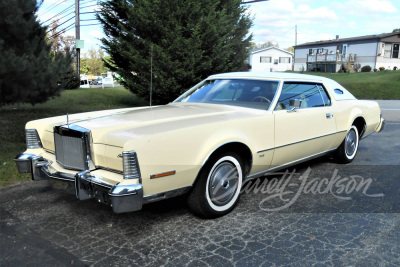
[{"left": 14, "top": 153, "right": 143, "bottom": 213}]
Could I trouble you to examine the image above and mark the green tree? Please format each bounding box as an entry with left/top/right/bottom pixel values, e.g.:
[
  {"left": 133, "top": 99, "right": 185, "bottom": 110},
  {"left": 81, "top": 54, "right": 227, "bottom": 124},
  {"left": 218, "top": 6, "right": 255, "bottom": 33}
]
[
  {"left": 80, "top": 48, "right": 107, "bottom": 75},
  {"left": 0, "top": 0, "right": 74, "bottom": 106},
  {"left": 250, "top": 41, "right": 279, "bottom": 51},
  {"left": 98, "top": 0, "right": 253, "bottom": 104},
  {"left": 80, "top": 58, "right": 91, "bottom": 75},
  {"left": 393, "top": 28, "right": 400, "bottom": 33}
]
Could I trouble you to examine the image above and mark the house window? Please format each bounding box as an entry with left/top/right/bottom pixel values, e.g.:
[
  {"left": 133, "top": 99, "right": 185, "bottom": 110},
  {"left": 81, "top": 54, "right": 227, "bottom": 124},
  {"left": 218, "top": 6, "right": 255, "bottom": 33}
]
[
  {"left": 309, "top": 49, "right": 313, "bottom": 55},
  {"left": 337, "top": 45, "right": 342, "bottom": 54},
  {"left": 279, "top": 57, "right": 291, "bottom": 63},
  {"left": 318, "top": 48, "right": 324, "bottom": 54},
  {"left": 260, "top": 56, "right": 272, "bottom": 63},
  {"left": 384, "top": 43, "right": 399, "bottom": 58},
  {"left": 393, "top": 44, "right": 399, "bottom": 58},
  {"left": 384, "top": 43, "right": 392, "bottom": 58}
]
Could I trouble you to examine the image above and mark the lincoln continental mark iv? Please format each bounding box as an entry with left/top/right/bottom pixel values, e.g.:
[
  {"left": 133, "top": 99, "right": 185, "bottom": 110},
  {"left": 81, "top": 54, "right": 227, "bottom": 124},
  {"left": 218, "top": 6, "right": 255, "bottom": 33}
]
[{"left": 15, "top": 72, "right": 385, "bottom": 218}]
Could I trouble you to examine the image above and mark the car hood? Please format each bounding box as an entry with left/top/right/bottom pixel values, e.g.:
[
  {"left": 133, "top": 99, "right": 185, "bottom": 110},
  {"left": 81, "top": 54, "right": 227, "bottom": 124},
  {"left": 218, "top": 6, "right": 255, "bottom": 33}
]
[{"left": 68, "top": 103, "right": 263, "bottom": 147}]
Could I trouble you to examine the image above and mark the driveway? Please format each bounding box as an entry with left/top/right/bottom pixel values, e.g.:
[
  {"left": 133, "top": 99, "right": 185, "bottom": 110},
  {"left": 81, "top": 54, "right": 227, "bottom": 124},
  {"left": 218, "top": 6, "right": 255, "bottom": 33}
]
[{"left": 1, "top": 101, "right": 399, "bottom": 266}]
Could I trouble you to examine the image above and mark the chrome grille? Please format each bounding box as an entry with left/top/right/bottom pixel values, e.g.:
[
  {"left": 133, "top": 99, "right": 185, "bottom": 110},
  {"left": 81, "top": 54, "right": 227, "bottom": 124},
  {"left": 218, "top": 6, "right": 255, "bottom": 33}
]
[{"left": 54, "top": 125, "right": 90, "bottom": 171}]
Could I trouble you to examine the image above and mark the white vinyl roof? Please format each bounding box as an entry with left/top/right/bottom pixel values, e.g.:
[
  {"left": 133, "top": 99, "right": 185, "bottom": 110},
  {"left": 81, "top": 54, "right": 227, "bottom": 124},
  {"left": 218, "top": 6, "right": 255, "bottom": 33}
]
[{"left": 208, "top": 72, "right": 357, "bottom": 101}]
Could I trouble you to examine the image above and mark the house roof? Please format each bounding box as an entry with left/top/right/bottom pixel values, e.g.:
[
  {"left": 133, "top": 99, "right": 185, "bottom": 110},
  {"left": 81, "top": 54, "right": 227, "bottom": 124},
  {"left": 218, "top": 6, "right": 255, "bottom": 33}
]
[
  {"left": 250, "top": 46, "right": 294, "bottom": 55},
  {"left": 294, "top": 32, "right": 399, "bottom": 48}
]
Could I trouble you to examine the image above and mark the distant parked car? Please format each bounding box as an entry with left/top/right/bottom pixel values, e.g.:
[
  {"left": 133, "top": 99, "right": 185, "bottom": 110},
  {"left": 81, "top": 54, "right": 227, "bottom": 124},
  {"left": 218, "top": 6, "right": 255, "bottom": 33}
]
[
  {"left": 80, "top": 77, "right": 90, "bottom": 88},
  {"left": 89, "top": 79, "right": 98, "bottom": 85},
  {"left": 96, "top": 77, "right": 103, "bottom": 85}
]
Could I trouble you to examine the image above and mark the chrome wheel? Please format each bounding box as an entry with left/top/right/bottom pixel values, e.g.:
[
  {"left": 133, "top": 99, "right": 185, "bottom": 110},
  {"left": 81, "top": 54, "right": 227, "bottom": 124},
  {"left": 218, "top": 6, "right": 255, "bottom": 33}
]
[
  {"left": 205, "top": 155, "right": 243, "bottom": 213},
  {"left": 188, "top": 153, "right": 244, "bottom": 218},
  {"left": 345, "top": 128, "right": 357, "bottom": 158},
  {"left": 335, "top": 125, "right": 359, "bottom": 163},
  {"left": 208, "top": 161, "right": 239, "bottom": 206}
]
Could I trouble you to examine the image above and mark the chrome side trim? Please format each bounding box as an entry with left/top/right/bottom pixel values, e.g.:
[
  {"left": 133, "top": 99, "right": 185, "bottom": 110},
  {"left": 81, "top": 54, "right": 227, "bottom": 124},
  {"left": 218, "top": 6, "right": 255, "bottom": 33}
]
[
  {"left": 257, "top": 130, "right": 346, "bottom": 153},
  {"left": 44, "top": 148, "right": 55, "bottom": 154},
  {"left": 143, "top": 186, "right": 192, "bottom": 204},
  {"left": 95, "top": 166, "right": 123, "bottom": 175},
  {"left": 247, "top": 148, "right": 336, "bottom": 180}
]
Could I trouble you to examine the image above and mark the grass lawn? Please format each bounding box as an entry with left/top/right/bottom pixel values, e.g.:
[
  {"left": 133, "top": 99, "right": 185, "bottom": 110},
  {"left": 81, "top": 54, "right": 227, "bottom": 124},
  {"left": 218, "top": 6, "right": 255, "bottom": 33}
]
[
  {"left": 299, "top": 70, "right": 400, "bottom": 100},
  {"left": 0, "top": 86, "right": 146, "bottom": 187}
]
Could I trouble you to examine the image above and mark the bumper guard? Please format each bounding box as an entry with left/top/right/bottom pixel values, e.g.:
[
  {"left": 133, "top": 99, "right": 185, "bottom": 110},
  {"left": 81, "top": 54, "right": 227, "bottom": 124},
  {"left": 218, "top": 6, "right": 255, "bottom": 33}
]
[{"left": 14, "top": 153, "right": 143, "bottom": 213}]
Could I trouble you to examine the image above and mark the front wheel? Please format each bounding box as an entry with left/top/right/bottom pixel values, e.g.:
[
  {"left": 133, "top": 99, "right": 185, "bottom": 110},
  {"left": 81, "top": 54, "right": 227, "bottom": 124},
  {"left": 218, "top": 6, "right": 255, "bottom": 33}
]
[
  {"left": 187, "top": 152, "right": 244, "bottom": 218},
  {"left": 335, "top": 125, "right": 359, "bottom": 163}
]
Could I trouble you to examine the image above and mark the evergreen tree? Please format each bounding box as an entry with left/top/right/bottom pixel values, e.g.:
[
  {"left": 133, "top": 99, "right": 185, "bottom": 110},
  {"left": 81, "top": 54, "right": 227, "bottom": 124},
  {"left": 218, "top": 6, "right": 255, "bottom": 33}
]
[
  {"left": 98, "top": 0, "right": 253, "bottom": 104},
  {"left": 0, "top": 0, "right": 74, "bottom": 106}
]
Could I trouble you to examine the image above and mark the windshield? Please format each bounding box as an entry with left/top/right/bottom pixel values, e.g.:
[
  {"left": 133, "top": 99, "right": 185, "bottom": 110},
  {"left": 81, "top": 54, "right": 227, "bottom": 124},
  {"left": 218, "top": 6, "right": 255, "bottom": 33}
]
[{"left": 174, "top": 79, "right": 280, "bottom": 110}]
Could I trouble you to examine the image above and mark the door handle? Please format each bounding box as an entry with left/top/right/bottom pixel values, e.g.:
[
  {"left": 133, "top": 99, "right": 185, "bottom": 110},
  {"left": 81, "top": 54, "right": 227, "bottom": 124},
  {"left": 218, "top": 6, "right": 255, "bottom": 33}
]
[{"left": 326, "top": 113, "right": 333, "bottom": 119}]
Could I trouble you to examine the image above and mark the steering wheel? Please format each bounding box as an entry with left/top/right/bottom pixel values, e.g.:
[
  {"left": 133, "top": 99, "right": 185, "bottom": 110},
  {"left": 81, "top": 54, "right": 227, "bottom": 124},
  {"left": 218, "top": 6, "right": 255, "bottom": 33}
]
[{"left": 252, "top": 96, "right": 271, "bottom": 103}]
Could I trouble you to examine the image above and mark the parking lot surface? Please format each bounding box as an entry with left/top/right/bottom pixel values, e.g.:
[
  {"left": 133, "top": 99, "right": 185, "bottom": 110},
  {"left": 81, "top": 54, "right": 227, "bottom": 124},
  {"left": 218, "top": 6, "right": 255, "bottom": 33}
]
[{"left": 1, "top": 101, "right": 399, "bottom": 266}]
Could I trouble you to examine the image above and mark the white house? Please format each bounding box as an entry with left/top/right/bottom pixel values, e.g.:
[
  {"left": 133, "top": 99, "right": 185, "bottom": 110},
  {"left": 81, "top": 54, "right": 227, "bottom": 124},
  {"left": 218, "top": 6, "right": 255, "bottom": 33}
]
[
  {"left": 294, "top": 32, "right": 400, "bottom": 72},
  {"left": 249, "top": 47, "right": 293, "bottom": 72}
]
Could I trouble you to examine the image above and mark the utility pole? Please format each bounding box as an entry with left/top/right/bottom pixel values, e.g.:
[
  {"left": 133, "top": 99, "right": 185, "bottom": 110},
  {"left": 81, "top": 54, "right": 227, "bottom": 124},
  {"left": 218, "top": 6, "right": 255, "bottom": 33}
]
[
  {"left": 75, "top": 0, "right": 80, "bottom": 76},
  {"left": 295, "top": 25, "right": 297, "bottom": 46},
  {"left": 150, "top": 45, "right": 153, "bottom": 107}
]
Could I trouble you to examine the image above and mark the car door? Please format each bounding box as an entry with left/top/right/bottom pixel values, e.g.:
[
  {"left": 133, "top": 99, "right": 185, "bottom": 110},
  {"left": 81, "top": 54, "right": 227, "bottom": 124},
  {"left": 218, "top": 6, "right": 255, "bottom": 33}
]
[{"left": 271, "top": 82, "right": 336, "bottom": 168}]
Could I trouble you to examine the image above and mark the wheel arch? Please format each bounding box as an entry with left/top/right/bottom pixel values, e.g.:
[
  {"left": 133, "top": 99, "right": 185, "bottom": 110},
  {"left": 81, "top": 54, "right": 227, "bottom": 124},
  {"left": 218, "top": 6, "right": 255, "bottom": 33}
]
[
  {"left": 193, "top": 142, "right": 253, "bottom": 186},
  {"left": 351, "top": 116, "right": 367, "bottom": 138}
]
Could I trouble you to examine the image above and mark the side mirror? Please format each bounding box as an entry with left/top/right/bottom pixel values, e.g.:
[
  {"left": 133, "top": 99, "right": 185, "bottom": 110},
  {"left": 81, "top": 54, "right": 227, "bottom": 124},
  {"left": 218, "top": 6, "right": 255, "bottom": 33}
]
[{"left": 288, "top": 99, "right": 302, "bottom": 112}]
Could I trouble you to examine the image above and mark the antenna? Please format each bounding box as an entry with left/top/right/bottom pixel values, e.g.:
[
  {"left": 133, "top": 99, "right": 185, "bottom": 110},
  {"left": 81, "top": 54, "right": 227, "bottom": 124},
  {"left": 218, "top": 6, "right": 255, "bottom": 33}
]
[{"left": 150, "top": 45, "right": 153, "bottom": 107}]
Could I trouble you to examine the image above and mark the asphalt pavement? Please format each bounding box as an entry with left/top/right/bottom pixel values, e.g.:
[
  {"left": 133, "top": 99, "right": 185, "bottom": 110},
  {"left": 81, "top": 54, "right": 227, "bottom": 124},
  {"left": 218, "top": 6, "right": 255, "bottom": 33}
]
[{"left": 1, "top": 100, "right": 399, "bottom": 266}]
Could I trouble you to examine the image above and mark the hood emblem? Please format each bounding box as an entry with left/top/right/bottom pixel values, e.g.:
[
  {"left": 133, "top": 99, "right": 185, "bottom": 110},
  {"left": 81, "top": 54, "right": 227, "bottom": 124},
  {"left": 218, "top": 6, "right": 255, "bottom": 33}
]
[{"left": 117, "top": 154, "right": 123, "bottom": 158}]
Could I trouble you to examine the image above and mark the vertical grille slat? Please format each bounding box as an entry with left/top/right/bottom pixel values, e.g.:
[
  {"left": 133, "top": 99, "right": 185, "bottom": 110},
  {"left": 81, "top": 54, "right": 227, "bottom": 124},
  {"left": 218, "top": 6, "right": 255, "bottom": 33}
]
[{"left": 54, "top": 126, "right": 90, "bottom": 171}]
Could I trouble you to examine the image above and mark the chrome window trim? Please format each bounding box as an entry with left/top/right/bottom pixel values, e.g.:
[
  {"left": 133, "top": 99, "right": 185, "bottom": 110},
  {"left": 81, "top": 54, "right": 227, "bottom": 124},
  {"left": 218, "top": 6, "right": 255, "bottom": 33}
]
[{"left": 274, "top": 81, "right": 333, "bottom": 110}]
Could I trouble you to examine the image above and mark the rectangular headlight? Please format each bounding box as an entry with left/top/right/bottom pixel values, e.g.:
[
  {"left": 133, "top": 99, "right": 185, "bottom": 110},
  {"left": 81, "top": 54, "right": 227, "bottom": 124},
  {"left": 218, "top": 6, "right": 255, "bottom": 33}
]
[
  {"left": 122, "top": 151, "right": 141, "bottom": 180},
  {"left": 26, "top": 129, "right": 42, "bottom": 149}
]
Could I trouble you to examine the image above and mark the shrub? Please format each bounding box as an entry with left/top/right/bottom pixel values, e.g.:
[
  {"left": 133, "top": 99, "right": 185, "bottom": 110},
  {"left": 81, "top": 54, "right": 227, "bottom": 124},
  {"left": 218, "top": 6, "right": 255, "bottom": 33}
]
[
  {"left": 61, "top": 71, "right": 80, "bottom": 90},
  {"left": 361, "top": 65, "right": 372, "bottom": 72},
  {"left": 379, "top": 66, "right": 385, "bottom": 71}
]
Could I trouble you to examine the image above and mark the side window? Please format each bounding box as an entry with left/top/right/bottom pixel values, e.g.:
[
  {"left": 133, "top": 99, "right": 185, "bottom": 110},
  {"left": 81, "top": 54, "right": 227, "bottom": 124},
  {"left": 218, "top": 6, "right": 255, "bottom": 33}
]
[
  {"left": 317, "top": 85, "right": 331, "bottom": 106},
  {"left": 275, "top": 83, "right": 330, "bottom": 110}
]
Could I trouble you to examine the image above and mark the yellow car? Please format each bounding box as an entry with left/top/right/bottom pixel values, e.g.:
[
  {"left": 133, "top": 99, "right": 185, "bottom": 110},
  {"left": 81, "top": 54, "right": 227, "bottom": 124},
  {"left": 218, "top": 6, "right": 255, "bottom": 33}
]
[{"left": 15, "top": 72, "right": 385, "bottom": 218}]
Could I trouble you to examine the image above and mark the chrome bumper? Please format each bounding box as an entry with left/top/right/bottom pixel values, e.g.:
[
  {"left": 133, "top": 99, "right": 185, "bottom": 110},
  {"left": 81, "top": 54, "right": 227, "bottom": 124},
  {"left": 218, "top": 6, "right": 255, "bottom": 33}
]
[
  {"left": 14, "top": 153, "right": 143, "bottom": 213},
  {"left": 376, "top": 117, "right": 385, "bottom": 133}
]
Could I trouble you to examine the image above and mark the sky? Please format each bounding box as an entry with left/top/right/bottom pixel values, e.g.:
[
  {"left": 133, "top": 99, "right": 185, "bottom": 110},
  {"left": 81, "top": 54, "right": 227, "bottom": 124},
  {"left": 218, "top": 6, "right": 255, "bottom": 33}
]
[{"left": 38, "top": 0, "right": 400, "bottom": 54}]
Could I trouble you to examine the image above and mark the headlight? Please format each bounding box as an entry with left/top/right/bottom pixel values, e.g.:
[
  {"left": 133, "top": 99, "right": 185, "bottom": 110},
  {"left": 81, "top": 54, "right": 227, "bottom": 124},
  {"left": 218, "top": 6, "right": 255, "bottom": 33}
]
[
  {"left": 122, "top": 151, "right": 141, "bottom": 180},
  {"left": 26, "top": 129, "right": 42, "bottom": 149}
]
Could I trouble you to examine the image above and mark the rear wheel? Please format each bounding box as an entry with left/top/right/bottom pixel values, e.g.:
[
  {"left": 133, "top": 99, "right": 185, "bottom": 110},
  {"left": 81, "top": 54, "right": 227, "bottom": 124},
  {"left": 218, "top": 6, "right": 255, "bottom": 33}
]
[
  {"left": 188, "top": 152, "right": 244, "bottom": 218},
  {"left": 335, "top": 125, "right": 359, "bottom": 163}
]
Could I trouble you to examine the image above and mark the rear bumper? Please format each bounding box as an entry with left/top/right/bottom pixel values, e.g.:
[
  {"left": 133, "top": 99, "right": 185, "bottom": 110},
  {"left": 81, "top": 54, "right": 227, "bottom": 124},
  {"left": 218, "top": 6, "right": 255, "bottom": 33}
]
[
  {"left": 376, "top": 117, "right": 385, "bottom": 133},
  {"left": 14, "top": 153, "right": 143, "bottom": 213}
]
